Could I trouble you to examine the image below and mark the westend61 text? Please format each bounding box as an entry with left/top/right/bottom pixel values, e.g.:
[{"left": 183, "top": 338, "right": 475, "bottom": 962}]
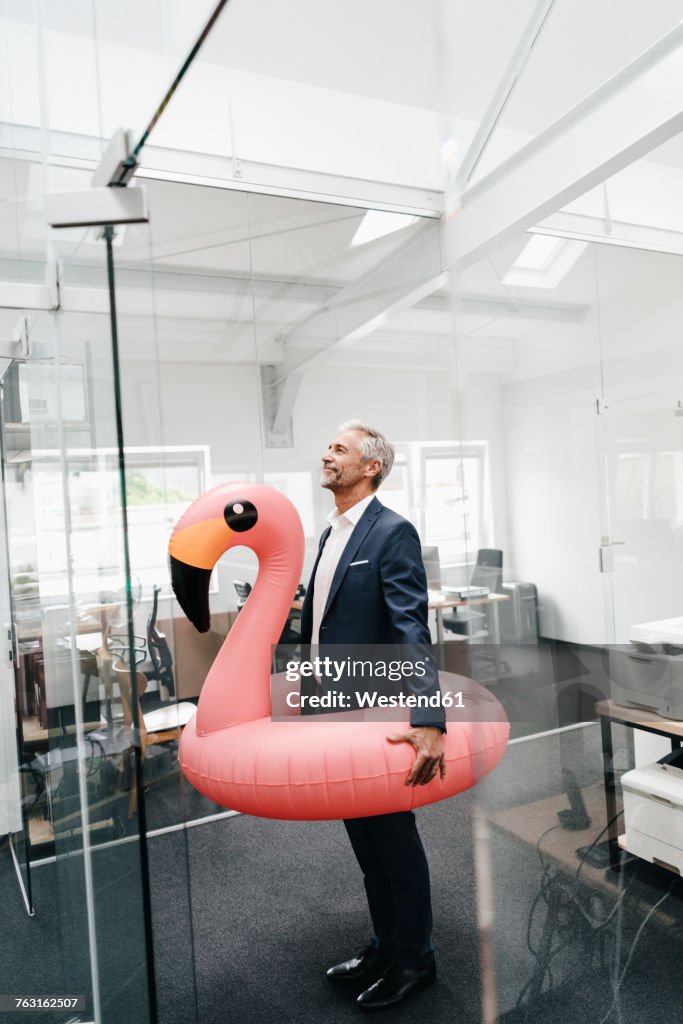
[{"left": 285, "top": 690, "right": 466, "bottom": 710}]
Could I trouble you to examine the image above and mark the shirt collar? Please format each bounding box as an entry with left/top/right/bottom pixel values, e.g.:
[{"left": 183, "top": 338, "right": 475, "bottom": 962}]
[{"left": 327, "top": 493, "right": 375, "bottom": 530}]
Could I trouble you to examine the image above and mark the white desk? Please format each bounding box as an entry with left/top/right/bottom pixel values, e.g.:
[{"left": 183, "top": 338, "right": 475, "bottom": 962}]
[{"left": 428, "top": 590, "right": 509, "bottom": 647}]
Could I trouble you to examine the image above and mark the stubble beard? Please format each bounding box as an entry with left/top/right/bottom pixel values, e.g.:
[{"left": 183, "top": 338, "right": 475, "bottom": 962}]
[
  {"left": 320, "top": 463, "right": 363, "bottom": 493},
  {"left": 320, "top": 466, "right": 341, "bottom": 491}
]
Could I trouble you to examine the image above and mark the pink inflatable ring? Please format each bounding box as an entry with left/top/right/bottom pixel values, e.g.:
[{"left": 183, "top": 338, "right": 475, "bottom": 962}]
[{"left": 169, "top": 483, "right": 509, "bottom": 820}]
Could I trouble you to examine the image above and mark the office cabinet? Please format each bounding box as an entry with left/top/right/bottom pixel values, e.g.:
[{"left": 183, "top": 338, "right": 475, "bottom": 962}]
[{"left": 500, "top": 582, "right": 539, "bottom": 643}]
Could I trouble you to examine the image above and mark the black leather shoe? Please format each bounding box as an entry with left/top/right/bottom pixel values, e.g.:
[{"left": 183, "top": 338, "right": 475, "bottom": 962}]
[
  {"left": 326, "top": 944, "right": 392, "bottom": 985},
  {"left": 357, "top": 959, "right": 436, "bottom": 1010}
]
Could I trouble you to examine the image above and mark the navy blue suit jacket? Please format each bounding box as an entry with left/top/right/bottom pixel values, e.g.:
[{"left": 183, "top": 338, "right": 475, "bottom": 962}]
[{"left": 300, "top": 496, "right": 445, "bottom": 730}]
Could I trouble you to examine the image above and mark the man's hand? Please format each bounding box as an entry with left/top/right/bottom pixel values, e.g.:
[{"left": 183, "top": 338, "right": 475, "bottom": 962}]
[{"left": 386, "top": 727, "right": 447, "bottom": 787}]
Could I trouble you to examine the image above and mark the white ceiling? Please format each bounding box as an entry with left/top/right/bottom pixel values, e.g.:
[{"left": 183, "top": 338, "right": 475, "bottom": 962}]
[
  {"left": 40, "top": 177, "right": 642, "bottom": 386},
  {"left": 8, "top": 0, "right": 683, "bottom": 181},
  {"left": 0, "top": 166, "right": 677, "bottom": 386},
  {"left": 30, "top": 0, "right": 683, "bottom": 128},
  {"left": 3, "top": 2, "right": 683, "bottom": 385}
]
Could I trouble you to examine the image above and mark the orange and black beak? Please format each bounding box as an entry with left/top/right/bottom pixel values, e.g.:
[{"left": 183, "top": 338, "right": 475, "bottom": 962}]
[
  {"left": 169, "top": 516, "right": 233, "bottom": 633},
  {"left": 169, "top": 496, "right": 259, "bottom": 633},
  {"left": 170, "top": 558, "right": 213, "bottom": 633}
]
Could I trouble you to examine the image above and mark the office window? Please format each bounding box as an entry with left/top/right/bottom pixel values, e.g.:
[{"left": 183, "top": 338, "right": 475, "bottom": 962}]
[
  {"left": 378, "top": 454, "right": 411, "bottom": 519},
  {"left": 391, "top": 441, "right": 489, "bottom": 566},
  {"left": 125, "top": 447, "right": 210, "bottom": 590},
  {"left": 31, "top": 446, "right": 210, "bottom": 599},
  {"left": 421, "top": 450, "right": 484, "bottom": 564},
  {"left": 264, "top": 471, "right": 316, "bottom": 537}
]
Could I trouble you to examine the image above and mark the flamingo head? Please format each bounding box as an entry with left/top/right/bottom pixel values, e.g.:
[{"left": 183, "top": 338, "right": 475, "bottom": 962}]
[{"left": 169, "top": 482, "right": 305, "bottom": 633}]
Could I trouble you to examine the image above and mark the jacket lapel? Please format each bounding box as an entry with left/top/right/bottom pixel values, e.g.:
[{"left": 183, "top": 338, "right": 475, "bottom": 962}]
[
  {"left": 309, "top": 524, "right": 331, "bottom": 602},
  {"left": 322, "top": 497, "right": 382, "bottom": 621},
  {"left": 301, "top": 525, "right": 331, "bottom": 640}
]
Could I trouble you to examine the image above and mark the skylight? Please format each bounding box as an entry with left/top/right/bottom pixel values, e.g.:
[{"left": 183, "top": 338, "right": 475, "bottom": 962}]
[
  {"left": 351, "top": 210, "right": 418, "bottom": 247},
  {"left": 512, "top": 234, "right": 563, "bottom": 270},
  {"left": 503, "top": 233, "right": 588, "bottom": 288}
]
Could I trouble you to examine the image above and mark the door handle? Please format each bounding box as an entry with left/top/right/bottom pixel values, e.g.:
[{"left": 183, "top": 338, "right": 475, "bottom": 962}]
[{"left": 599, "top": 541, "right": 626, "bottom": 572}]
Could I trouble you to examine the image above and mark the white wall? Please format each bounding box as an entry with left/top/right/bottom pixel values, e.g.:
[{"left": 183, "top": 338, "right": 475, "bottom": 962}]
[
  {"left": 496, "top": 243, "right": 683, "bottom": 645},
  {"left": 454, "top": 372, "right": 510, "bottom": 566},
  {"left": 118, "top": 354, "right": 510, "bottom": 611},
  {"left": 121, "top": 359, "right": 264, "bottom": 472},
  {"left": 502, "top": 397, "right": 606, "bottom": 643}
]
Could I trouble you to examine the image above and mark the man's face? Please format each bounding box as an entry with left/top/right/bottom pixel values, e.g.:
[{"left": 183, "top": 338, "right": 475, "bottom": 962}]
[{"left": 320, "top": 430, "right": 377, "bottom": 492}]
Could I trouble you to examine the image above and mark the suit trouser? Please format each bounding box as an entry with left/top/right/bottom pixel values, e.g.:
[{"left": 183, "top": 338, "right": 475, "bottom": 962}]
[{"left": 343, "top": 810, "right": 434, "bottom": 969}]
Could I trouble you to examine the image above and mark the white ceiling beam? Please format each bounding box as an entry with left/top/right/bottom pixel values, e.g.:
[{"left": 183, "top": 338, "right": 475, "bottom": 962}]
[
  {"left": 0, "top": 261, "right": 60, "bottom": 310},
  {"left": 419, "top": 293, "right": 587, "bottom": 322},
  {"left": 443, "top": 23, "right": 683, "bottom": 270},
  {"left": 534, "top": 211, "right": 683, "bottom": 257},
  {"left": 455, "top": 0, "right": 558, "bottom": 189},
  {"left": 0, "top": 123, "right": 442, "bottom": 219},
  {"left": 269, "top": 220, "right": 444, "bottom": 385}
]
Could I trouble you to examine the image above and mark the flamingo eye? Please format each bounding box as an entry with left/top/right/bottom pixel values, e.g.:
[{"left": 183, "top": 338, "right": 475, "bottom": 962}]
[{"left": 224, "top": 499, "right": 258, "bottom": 532}]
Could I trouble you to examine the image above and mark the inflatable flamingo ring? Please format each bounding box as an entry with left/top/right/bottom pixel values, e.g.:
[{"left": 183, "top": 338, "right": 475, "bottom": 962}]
[{"left": 170, "top": 483, "right": 509, "bottom": 819}]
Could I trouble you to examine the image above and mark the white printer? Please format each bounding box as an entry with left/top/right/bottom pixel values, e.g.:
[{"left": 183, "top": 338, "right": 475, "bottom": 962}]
[
  {"left": 622, "top": 757, "right": 683, "bottom": 874},
  {"left": 630, "top": 616, "right": 683, "bottom": 648},
  {"left": 608, "top": 617, "right": 683, "bottom": 720}
]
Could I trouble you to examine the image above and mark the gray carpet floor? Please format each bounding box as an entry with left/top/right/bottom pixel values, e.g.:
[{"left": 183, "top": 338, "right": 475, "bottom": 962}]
[
  {"left": 148, "top": 792, "right": 482, "bottom": 1024},
  {"left": 4, "top": 703, "right": 683, "bottom": 1024}
]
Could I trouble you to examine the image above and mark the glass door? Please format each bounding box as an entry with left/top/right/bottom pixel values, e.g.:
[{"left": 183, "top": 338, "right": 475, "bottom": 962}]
[
  {"left": 596, "top": 245, "right": 683, "bottom": 652},
  {"left": 598, "top": 397, "right": 683, "bottom": 644},
  {"left": 0, "top": 258, "right": 159, "bottom": 1020}
]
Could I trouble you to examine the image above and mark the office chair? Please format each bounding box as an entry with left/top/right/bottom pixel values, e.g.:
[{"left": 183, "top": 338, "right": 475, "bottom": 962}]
[
  {"left": 279, "top": 607, "right": 302, "bottom": 645},
  {"left": 112, "top": 662, "right": 195, "bottom": 817},
  {"left": 443, "top": 549, "right": 503, "bottom": 637},
  {"left": 137, "top": 585, "right": 176, "bottom": 699},
  {"left": 233, "top": 580, "right": 252, "bottom": 611}
]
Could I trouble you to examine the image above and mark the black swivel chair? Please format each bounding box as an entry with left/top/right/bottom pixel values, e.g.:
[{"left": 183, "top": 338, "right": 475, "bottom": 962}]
[
  {"left": 234, "top": 579, "right": 304, "bottom": 646},
  {"left": 443, "top": 548, "right": 503, "bottom": 637},
  {"left": 235, "top": 579, "right": 305, "bottom": 670},
  {"left": 140, "top": 585, "right": 176, "bottom": 698},
  {"left": 233, "top": 580, "right": 252, "bottom": 611},
  {"left": 280, "top": 584, "right": 306, "bottom": 644}
]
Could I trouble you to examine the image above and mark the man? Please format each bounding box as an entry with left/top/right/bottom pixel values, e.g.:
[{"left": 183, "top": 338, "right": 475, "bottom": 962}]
[{"left": 300, "top": 420, "right": 446, "bottom": 1012}]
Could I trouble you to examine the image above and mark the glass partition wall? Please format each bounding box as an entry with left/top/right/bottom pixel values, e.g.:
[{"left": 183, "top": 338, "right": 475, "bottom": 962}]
[
  {"left": 110, "top": 175, "right": 683, "bottom": 1024},
  {"left": 461, "top": 235, "right": 683, "bottom": 1023},
  {"left": 5, "top": 169, "right": 683, "bottom": 1023},
  {"left": 0, "top": 231, "right": 164, "bottom": 1020},
  {"left": 2, "top": 6, "right": 683, "bottom": 1018}
]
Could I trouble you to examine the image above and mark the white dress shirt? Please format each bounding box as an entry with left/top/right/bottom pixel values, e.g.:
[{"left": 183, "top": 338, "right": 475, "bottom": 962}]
[{"left": 311, "top": 493, "right": 375, "bottom": 645}]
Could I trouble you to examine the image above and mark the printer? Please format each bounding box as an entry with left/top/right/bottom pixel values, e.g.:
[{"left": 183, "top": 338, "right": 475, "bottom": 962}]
[
  {"left": 630, "top": 616, "right": 683, "bottom": 648},
  {"left": 608, "top": 617, "right": 683, "bottom": 720},
  {"left": 622, "top": 751, "right": 683, "bottom": 875}
]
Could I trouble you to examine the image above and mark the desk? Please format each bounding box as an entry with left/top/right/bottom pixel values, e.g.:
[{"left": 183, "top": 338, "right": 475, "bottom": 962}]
[
  {"left": 491, "top": 783, "right": 628, "bottom": 898},
  {"left": 596, "top": 699, "right": 683, "bottom": 864},
  {"left": 57, "top": 632, "right": 103, "bottom": 653},
  {"left": 489, "top": 782, "right": 678, "bottom": 921},
  {"left": 489, "top": 781, "right": 682, "bottom": 1005},
  {"left": 428, "top": 591, "right": 509, "bottom": 673},
  {"left": 17, "top": 605, "right": 114, "bottom": 711}
]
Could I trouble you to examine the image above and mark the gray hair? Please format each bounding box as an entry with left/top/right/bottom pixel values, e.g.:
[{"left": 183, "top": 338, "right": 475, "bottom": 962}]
[{"left": 338, "top": 419, "right": 395, "bottom": 490}]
